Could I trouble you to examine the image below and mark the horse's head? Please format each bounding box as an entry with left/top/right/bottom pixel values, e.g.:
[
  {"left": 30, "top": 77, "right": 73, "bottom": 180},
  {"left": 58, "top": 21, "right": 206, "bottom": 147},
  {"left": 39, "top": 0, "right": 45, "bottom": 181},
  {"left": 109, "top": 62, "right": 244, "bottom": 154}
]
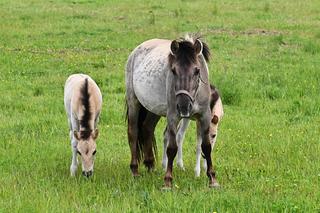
[
  {"left": 169, "top": 37, "right": 210, "bottom": 118},
  {"left": 73, "top": 129, "right": 99, "bottom": 177}
]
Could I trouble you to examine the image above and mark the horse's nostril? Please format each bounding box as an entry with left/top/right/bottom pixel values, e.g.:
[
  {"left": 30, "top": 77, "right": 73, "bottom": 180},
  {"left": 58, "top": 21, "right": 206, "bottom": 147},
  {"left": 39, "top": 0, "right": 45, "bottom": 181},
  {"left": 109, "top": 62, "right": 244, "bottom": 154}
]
[{"left": 82, "top": 171, "right": 93, "bottom": 178}]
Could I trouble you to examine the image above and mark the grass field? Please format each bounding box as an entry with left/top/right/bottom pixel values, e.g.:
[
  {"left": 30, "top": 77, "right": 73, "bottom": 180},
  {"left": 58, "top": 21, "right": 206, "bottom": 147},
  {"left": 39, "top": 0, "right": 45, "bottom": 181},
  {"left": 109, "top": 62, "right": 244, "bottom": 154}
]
[{"left": 1, "top": 0, "right": 320, "bottom": 212}]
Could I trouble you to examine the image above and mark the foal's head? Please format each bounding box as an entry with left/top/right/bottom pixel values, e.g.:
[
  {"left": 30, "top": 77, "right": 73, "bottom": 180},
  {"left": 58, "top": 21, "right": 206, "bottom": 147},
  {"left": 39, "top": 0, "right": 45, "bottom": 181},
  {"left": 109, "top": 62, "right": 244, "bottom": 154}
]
[
  {"left": 74, "top": 129, "right": 99, "bottom": 177},
  {"left": 209, "top": 85, "right": 223, "bottom": 147},
  {"left": 169, "top": 37, "right": 210, "bottom": 118}
]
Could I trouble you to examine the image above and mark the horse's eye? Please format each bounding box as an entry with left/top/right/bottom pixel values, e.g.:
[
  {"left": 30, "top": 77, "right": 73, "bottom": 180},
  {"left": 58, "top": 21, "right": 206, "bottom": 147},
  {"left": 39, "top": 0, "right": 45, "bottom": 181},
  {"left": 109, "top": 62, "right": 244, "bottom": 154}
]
[
  {"left": 92, "top": 150, "right": 96, "bottom": 155},
  {"left": 171, "top": 67, "right": 177, "bottom": 75},
  {"left": 77, "top": 150, "right": 81, "bottom": 156},
  {"left": 194, "top": 68, "right": 200, "bottom": 76}
]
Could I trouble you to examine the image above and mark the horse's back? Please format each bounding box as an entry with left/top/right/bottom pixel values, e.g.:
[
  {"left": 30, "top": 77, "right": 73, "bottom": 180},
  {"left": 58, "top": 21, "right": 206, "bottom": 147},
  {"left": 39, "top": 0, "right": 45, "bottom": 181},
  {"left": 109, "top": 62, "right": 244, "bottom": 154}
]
[{"left": 127, "top": 39, "right": 171, "bottom": 116}]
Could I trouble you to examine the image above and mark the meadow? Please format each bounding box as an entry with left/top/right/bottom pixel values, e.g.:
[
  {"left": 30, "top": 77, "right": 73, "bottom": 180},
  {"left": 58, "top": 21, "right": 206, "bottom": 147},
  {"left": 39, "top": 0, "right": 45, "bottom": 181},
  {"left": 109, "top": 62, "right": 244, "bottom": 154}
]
[{"left": 0, "top": 0, "right": 319, "bottom": 212}]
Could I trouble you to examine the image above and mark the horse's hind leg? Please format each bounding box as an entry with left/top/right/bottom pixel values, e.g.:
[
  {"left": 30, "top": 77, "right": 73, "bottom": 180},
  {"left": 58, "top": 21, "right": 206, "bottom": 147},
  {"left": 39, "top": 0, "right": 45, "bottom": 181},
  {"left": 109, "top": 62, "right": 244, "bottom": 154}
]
[
  {"left": 142, "top": 112, "right": 160, "bottom": 171},
  {"left": 127, "top": 99, "right": 141, "bottom": 177}
]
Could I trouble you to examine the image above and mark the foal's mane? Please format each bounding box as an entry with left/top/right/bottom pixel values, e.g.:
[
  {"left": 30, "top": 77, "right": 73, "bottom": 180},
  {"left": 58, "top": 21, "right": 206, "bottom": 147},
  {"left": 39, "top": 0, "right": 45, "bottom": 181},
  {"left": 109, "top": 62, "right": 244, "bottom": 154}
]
[
  {"left": 80, "top": 78, "right": 92, "bottom": 139},
  {"left": 168, "top": 35, "right": 211, "bottom": 66}
]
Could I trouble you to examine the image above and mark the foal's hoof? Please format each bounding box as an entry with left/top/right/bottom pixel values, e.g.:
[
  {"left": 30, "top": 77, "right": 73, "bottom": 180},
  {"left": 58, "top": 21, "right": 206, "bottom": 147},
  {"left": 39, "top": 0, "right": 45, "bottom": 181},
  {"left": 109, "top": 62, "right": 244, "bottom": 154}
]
[{"left": 161, "top": 185, "right": 172, "bottom": 191}]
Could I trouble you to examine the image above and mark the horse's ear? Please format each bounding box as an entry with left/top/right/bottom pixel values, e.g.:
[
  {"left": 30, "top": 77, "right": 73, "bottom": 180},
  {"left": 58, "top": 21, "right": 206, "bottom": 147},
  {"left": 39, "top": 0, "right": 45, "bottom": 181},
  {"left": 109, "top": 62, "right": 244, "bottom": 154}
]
[
  {"left": 92, "top": 129, "right": 99, "bottom": 140},
  {"left": 170, "top": 40, "right": 179, "bottom": 56},
  {"left": 194, "top": 39, "right": 203, "bottom": 56},
  {"left": 73, "top": 130, "right": 80, "bottom": 140}
]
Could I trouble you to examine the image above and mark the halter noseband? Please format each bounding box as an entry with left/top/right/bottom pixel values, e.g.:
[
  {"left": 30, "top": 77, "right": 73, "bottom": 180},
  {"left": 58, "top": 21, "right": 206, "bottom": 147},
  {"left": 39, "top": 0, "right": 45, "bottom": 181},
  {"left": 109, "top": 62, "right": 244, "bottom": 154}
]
[{"left": 175, "top": 90, "right": 195, "bottom": 103}]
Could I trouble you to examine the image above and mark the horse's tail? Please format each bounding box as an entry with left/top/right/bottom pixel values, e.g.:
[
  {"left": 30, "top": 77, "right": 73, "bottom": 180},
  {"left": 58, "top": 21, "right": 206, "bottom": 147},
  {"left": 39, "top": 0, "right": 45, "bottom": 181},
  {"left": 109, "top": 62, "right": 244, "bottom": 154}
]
[
  {"left": 138, "top": 105, "right": 158, "bottom": 167},
  {"left": 137, "top": 105, "right": 147, "bottom": 162},
  {"left": 125, "top": 99, "right": 149, "bottom": 163}
]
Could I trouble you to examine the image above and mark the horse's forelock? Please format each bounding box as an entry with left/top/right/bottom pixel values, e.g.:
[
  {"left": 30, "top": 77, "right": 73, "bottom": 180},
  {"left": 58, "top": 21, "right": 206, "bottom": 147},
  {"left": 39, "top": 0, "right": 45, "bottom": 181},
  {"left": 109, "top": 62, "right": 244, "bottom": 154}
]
[{"left": 169, "top": 35, "right": 211, "bottom": 66}]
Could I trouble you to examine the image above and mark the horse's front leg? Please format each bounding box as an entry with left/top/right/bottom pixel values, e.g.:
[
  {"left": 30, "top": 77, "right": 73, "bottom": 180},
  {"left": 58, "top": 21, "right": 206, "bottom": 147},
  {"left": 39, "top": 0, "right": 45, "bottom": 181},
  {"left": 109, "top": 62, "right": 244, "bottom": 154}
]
[
  {"left": 164, "top": 117, "right": 178, "bottom": 188},
  {"left": 199, "top": 113, "right": 219, "bottom": 188}
]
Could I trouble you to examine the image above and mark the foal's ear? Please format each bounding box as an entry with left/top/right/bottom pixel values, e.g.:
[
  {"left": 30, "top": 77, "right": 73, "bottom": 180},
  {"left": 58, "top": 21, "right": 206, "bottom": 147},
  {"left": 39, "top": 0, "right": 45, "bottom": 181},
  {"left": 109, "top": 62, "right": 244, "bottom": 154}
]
[
  {"left": 73, "top": 130, "right": 80, "bottom": 140},
  {"left": 194, "top": 39, "right": 203, "bottom": 55},
  {"left": 211, "top": 115, "right": 219, "bottom": 125},
  {"left": 170, "top": 40, "right": 179, "bottom": 56},
  {"left": 92, "top": 129, "right": 99, "bottom": 140}
]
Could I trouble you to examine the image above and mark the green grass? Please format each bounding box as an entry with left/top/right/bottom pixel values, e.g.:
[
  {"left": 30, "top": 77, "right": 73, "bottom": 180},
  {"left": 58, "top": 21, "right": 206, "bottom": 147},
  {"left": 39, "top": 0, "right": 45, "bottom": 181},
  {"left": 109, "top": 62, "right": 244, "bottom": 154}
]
[{"left": 1, "top": 0, "right": 320, "bottom": 212}]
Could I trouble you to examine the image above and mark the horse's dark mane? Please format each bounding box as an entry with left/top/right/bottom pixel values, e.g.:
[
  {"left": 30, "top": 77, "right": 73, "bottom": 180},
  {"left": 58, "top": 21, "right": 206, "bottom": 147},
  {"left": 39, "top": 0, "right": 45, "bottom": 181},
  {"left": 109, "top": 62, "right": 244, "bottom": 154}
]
[
  {"left": 80, "top": 78, "right": 92, "bottom": 139},
  {"left": 210, "top": 84, "right": 220, "bottom": 110},
  {"left": 201, "top": 39, "right": 211, "bottom": 62},
  {"left": 168, "top": 36, "right": 211, "bottom": 66}
]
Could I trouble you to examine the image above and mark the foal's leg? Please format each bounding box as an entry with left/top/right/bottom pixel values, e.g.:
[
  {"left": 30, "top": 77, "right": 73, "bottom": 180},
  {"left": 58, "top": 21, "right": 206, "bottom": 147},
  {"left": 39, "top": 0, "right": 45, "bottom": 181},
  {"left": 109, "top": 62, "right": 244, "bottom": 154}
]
[
  {"left": 199, "top": 113, "right": 219, "bottom": 188},
  {"left": 70, "top": 131, "right": 78, "bottom": 176},
  {"left": 142, "top": 112, "right": 160, "bottom": 171},
  {"left": 162, "top": 126, "right": 168, "bottom": 170},
  {"left": 69, "top": 117, "right": 78, "bottom": 176},
  {"left": 127, "top": 102, "right": 141, "bottom": 177},
  {"left": 195, "top": 121, "right": 202, "bottom": 177},
  {"left": 176, "top": 118, "right": 190, "bottom": 170}
]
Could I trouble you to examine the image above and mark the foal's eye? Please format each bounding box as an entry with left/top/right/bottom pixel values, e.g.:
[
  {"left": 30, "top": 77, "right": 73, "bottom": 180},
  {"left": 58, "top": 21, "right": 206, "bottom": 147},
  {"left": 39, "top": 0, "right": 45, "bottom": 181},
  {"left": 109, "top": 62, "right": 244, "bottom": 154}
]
[
  {"left": 92, "top": 150, "right": 97, "bottom": 155},
  {"left": 77, "top": 150, "right": 81, "bottom": 156}
]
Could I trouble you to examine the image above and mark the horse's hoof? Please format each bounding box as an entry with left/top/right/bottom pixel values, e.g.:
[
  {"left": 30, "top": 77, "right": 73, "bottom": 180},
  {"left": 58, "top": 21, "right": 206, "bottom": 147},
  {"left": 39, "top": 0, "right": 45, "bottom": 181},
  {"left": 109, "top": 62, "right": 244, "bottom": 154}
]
[
  {"left": 132, "top": 173, "right": 140, "bottom": 178},
  {"left": 209, "top": 182, "right": 220, "bottom": 189},
  {"left": 144, "top": 160, "right": 155, "bottom": 172},
  {"left": 163, "top": 176, "right": 172, "bottom": 189}
]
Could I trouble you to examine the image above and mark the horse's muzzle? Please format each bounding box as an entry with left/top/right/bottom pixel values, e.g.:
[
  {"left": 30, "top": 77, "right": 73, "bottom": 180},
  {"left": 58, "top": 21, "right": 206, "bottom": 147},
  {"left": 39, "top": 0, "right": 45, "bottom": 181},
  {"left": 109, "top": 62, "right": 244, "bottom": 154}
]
[{"left": 176, "top": 91, "right": 193, "bottom": 118}]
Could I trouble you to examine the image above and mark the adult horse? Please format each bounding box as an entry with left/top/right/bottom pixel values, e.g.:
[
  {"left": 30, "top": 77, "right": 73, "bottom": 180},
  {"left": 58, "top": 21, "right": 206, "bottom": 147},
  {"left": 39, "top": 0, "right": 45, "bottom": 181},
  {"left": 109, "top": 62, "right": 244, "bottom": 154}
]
[{"left": 125, "top": 35, "right": 219, "bottom": 188}]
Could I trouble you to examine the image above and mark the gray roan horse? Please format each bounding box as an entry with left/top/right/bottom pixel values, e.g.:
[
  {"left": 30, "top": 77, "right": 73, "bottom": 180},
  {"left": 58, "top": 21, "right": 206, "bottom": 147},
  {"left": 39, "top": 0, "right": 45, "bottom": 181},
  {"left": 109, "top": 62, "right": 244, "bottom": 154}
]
[{"left": 125, "top": 35, "right": 219, "bottom": 188}]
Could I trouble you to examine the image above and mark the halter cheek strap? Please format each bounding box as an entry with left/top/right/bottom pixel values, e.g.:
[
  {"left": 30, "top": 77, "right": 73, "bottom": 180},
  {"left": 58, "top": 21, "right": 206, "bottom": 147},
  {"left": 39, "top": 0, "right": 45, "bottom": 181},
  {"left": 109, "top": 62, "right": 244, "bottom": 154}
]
[{"left": 175, "top": 90, "right": 195, "bottom": 103}]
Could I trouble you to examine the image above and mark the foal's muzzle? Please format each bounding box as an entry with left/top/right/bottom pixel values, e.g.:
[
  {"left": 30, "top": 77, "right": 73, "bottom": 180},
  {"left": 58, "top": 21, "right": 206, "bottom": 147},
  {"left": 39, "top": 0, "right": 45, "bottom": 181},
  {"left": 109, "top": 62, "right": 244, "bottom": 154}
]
[
  {"left": 82, "top": 170, "right": 93, "bottom": 178},
  {"left": 176, "top": 90, "right": 194, "bottom": 118}
]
